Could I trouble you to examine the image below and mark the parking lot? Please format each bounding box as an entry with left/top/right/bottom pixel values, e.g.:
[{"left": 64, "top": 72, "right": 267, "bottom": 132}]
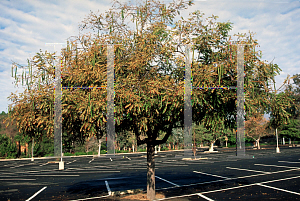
[{"left": 0, "top": 146, "right": 299, "bottom": 200}]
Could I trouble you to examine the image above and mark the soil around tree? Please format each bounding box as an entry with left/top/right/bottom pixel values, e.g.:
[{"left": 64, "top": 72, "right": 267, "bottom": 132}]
[{"left": 119, "top": 193, "right": 165, "bottom": 200}]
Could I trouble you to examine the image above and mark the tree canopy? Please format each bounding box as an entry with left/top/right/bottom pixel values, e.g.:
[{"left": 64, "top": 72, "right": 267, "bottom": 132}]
[{"left": 5, "top": 0, "right": 294, "bottom": 199}]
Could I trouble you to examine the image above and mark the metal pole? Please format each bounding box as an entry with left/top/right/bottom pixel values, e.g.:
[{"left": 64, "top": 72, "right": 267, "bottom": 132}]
[
  {"left": 276, "top": 128, "right": 280, "bottom": 153},
  {"left": 45, "top": 43, "right": 66, "bottom": 170},
  {"left": 184, "top": 44, "right": 192, "bottom": 158},
  {"left": 236, "top": 43, "right": 245, "bottom": 157},
  {"left": 31, "top": 138, "right": 34, "bottom": 161},
  {"left": 107, "top": 44, "right": 115, "bottom": 155}
]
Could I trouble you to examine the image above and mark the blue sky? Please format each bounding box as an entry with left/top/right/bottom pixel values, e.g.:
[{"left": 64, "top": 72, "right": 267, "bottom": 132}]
[{"left": 0, "top": 0, "right": 299, "bottom": 114}]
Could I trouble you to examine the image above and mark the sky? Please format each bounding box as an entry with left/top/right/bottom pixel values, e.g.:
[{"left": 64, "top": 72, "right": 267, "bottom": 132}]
[{"left": 0, "top": 0, "right": 299, "bottom": 114}]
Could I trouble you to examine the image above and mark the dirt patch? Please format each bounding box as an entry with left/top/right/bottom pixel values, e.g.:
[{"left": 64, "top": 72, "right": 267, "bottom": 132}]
[{"left": 120, "top": 193, "right": 165, "bottom": 200}]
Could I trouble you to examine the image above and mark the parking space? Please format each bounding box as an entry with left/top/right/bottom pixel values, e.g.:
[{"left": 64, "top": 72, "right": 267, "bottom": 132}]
[{"left": 0, "top": 147, "right": 299, "bottom": 200}]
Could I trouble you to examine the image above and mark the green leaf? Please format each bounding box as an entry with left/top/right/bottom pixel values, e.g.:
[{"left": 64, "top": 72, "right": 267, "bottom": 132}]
[{"left": 121, "top": 9, "right": 124, "bottom": 20}]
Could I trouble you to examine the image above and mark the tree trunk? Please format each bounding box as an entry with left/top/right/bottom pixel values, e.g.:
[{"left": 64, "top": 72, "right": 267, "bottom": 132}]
[
  {"left": 209, "top": 141, "right": 215, "bottom": 152},
  {"left": 98, "top": 139, "right": 102, "bottom": 157},
  {"left": 256, "top": 139, "right": 260, "bottom": 149},
  {"left": 293, "top": 138, "right": 295, "bottom": 147},
  {"left": 147, "top": 141, "right": 155, "bottom": 200}
]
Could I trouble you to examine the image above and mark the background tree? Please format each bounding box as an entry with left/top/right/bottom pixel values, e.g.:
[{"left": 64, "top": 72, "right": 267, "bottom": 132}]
[
  {"left": 279, "top": 119, "right": 300, "bottom": 145},
  {"left": 268, "top": 76, "right": 295, "bottom": 146},
  {"left": 277, "top": 74, "right": 300, "bottom": 145},
  {"left": 245, "top": 113, "right": 271, "bottom": 149},
  {"left": 193, "top": 122, "right": 212, "bottom": 148}
]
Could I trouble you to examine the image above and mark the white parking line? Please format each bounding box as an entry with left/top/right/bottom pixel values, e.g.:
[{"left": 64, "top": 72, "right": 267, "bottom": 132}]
[
  {"left": 126, "top": 156, "right": 131, "bottom": 160},
  {"left": 0, "top": 179, "right": 36, "bottom": 180},
  {"left": 193, "top": 171, "right": 231, "bottom": 179},
  {"left": 145, "top": 175, "right": 300, "bottom": 200},
  {"left": 0, "top": 189, "right": 18, "bottom": 193},
  {"left": 197, "top": 193, "right": 215, "bottom": 201},
  {"left": 67, "top": 160, "right": 77, "bottom": 165},
  {"left": 157, "top": 164, "right": 300, "bottom": 192},
  {"left": 201, "top": 175, "right": 300, "bottom": 195},
  {"left": 256, "top": 183, "right": 300, "bottom": 195},
  {"left": 235, "top": 173, "right": 271, "bottom": 179},
  {"left": 271, "top": 168, "right": 300, "bottom": 174},
  {"left": 278, "top": 161, "right": 300, "bottom": 164},
  {"left": 25, "top": 186, "right": 47, "bottom": 201},
  {"left": 10, "top": 163, "right": 37, "bottom": 168},
  {"left": 155, "top": 176, "right": 180, "bottom": 187},
  {"left": 226, "top": 167, "right": 273, "bottom": 174},
  {"left": 26, "top": 175, "right": 80, "bottom": 177},
  {"left": 63, "top": 171, "right": 120, "bottom": 173},
  {"left": 88, "top": 159, "right": 94, "bottom": 163},
  {"left": 254, "top": 164, "right": 299, "bottom": 169},
  {"left": 259, "top": 175, "right": 300, "bottom": 185},
  {"left": 105, "top": 180, "right": 112, "bottom": 195},
  {"left": 10, "top": 164, "right": 25, "bottom": 168},
  {"left": 69, "top": 195, "right": 111, "bottom": 201}
]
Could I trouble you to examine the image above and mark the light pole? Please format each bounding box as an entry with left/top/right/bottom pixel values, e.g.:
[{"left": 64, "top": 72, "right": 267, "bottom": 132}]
[
  {"left": 31, "top": 138, "right": 34, "bottom": 161},
  {"left": 276, "top": 128, "right": 280, "bottom": 153},
  {"left": 45, "top": 42, "right": 66, "bottom": 170}
]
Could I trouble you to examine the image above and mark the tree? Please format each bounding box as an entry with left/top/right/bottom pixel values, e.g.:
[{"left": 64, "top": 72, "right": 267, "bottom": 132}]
[
  {"left": 277, "top": 74, "right": 300, "bottom": 145},
  {"left": 245, "top": 113, "right": 271, "bottom": 149},
  {"left": 6, "top": 0, "right": 287, "bottom": 199},
  {"left": 279, "top": 119, "right": 300, "bottom": 145},
  {"left": 0, "top": 134, "right": 17, "bottom": 158},
  {"left": 268, "top": 78, "right": 295, "bottom": 146},
  {"left": 193, "top": 122, "right": 212, "bottom": 147}
]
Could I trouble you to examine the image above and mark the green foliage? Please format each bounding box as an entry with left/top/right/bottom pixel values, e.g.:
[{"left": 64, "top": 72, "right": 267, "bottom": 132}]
[
  {"left": 14, "top": 133, "right": 31, "bottom": 145},
  {"left": 137, "top": 148, "right": 146, "bottom": 152},
  {"left": 279, "top": 119, "right": 300, "bottom": 140},
  {"left": 33, "top": 137, "right": 54, "bottom": 157},
  {"left": 63, "top": 152, "right": 74, "bottom": 156},
  {"left": 161, "top": 147, "right": 169, "bottom": 151},
  {"left": 0, "top": 134, "right": 17, "bottom": 158},
  {"left": 193, "top": 122, "right": 213, "bottom": 144},
  {"left": 75, "top": 151, "right": 87, "bottom": 156}
]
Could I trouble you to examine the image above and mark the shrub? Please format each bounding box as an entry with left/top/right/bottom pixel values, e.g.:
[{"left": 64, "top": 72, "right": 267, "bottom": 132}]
[
  {"left": 63, "top": 152, "right": 74, "bottom": 156},
  {"left": 138, "top": 148, "right": 146, "bottom": 152},
  {"left": 161, "top": 147, "right": 169, "bottom": 151},
  {"left": 75, "top": 151, "right": 87, "bottom": 156},
  {"left": 0, "top": 134, "right": 17, "bottom": 158}
]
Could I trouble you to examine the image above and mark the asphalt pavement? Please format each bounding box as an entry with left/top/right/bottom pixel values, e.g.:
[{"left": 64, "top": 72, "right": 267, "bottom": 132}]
[{"left": 0, "top": 146, "right": 299, "bottom": 201}]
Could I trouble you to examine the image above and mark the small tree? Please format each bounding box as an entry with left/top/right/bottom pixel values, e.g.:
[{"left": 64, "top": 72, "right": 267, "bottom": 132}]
[{"left": 245, "top": 113, "right": 270, "bottom": 149}]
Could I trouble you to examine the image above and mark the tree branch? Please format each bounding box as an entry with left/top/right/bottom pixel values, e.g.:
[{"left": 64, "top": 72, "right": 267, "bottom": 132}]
[
  {"left": 134, "top": 125, "right": 147, "bottom": 146},
  {"left": 155, "top": 123, "right": 173, "bottom": 146}
]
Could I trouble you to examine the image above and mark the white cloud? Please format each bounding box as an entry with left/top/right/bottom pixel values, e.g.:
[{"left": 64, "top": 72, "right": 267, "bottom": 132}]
[{"left": 0, "top": 0, "right": 299, "bottom": 113}]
